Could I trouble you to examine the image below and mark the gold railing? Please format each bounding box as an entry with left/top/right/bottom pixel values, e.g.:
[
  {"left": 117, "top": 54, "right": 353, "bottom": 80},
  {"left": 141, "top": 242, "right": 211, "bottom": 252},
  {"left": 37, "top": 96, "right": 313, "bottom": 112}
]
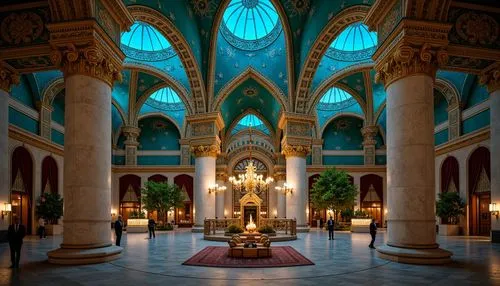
[
  {"left": 204, "top": 218, "right": 240, "bottom": 235},
  {"left": 259, "top": 218, "right": 297, "bottom": 235}
]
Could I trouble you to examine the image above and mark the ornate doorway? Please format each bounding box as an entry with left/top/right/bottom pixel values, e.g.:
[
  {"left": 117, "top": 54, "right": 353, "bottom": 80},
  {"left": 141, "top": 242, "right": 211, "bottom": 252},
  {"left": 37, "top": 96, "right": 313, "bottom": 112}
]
[
  {"left": 468, "top": 147, "right": 490, "bottom": 236},
  {"left": 360, "top": 174, "right": 383, "bottom": 226},
  {"left": 11, "top": 147, "right": 33, "bottom": 234}
]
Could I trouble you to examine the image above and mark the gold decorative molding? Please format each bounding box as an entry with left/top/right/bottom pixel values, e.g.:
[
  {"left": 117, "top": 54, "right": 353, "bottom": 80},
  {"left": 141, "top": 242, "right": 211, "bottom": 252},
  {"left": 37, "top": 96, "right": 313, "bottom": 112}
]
[
  {"left": 190, "top": 144, "right": 221, "bottom": 158},
  {"left": 9, "top": 125, "right": 64, "bottom": 156},
  {"left": 122, "top": 126, "right": 140, "bottom": 146},
  {"left": 281, "top": 143, "right": 311, "bottom": 158},
  {"left": 0, "top": 63, "right": 20, "bottom": 92},
  {"left": 435, "top": 128, "right": 490, "bottom": 156},
  {"left": 361, "top": 125, "right": 378, "bottom": 146},
  {"left": 375, "top": 43, "right": 449, "bottom": 88},
  {"left": 112, "top": 165, "right": 195, "bottom": 173},
  {"left": 480, "top": 63, "right": 500, "bottom": 93}
]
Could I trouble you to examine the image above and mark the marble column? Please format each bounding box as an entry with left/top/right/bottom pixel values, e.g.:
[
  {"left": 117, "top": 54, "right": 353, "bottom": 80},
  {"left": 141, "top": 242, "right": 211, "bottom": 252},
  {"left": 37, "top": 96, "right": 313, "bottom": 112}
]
[
  {"left": 215, "top": 173, "right": 226, "bottom": 218},
  {"left": 377, "top": 73, "right": 452, "bottom": 264},
  {"left": 0, "top": 66, "right": 19, "bottom": 232},
  {"left": 481, "top": 67, "right": 500, "bottom": 242},
  {"left": 282, "top": 145, "right": 309, "bottom": 230},
  {"left": 192, "top": 152, "right": 217, "bottom": 231},
  {"left": 274, "top": 172, "right": 286, "bottom": 218},
  {"left": 122, "top": 126, "right": 140, "bottom": 166}
]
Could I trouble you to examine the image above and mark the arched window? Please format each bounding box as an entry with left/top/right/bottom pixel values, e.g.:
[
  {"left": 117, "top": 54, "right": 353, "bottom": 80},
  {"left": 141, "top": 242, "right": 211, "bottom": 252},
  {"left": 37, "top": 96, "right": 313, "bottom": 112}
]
[
  {"left": 145, "top": 87, "right": 185, "bottom": 111},
  {"left": 326, "top": 22, "right": 377, "bottom": 61},
  {"left": 121, "top": 21, "right": 176, "bottom": 61},
  {"left": 317, "top": 87, "right": 357, "bottom": 111},
  {"left": 231, "top": 114, "right": 270, "bottom": 135}
]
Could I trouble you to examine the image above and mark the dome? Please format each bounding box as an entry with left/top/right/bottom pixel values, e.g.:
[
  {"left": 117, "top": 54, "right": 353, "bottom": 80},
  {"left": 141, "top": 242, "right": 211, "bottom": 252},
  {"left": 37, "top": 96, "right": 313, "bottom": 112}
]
[
  {"left": 232, "top": 114, "right": 270, "bottom": 135},
  {"left": 317, "top": 87, "right": 357, "bottom": 111},
  {"left": 121, "top": 21, "right": 176, "bottom": 61},
  {"left": 221, "top": 0, "right": 281, "bottom": 50},
  {"left": 326, "top": 22, "right": 377, "bottom": 61},
  {"left": 145, "top": 87, "right": 184, "bottom": 111}
]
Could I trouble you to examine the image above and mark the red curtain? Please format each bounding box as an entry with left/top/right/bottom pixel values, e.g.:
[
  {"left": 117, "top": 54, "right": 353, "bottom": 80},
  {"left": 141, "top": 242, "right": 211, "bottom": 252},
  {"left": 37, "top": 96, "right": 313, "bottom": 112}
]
[
  {"left": 41, "top": 156, "right": 58, "bottom": 194},
  {"left": 441, "top": 156, "right": 459, "bottom": 193},
  {"left": 148, "top": 174, "right": 167, "bottom": 183},
  {"left": 468, "top": 147, "right": 490, "bottom": 194},
  {"left": 360, "top": 174, "right": 383, "bottom": 202},
  {"left": 119, "top": 175, "right": 141, "bottom": 201},
  {"left": 174, "top": 175, "right": 193, "bottom": 201},
  {"left": 11, "top": 147, "right": 33, "bottom": 198}
]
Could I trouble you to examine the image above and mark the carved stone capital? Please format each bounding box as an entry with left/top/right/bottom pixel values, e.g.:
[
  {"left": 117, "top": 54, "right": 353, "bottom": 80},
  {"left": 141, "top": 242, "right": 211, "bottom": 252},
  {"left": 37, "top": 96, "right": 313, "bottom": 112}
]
[
  {"left": 216, "top": 172, "right": 228, "bottom": 182},
  {"left": 281, "top": 143, "right": 311, "bottom": 158},
  {"left": 274, "top": 172, "right": 286, "bottom": 182},
  {"left": 361, "top": 125, "right": 379, "bottom": 146},
  {"left": 0, "top": 64, "right": 20, "bottom": 92},
  {"left": 375, "top": 43, "right": 448, "bottom": 88},
  {"left": 480, "top": 64, "right": 500, "bottom": 93},
  {"left": 190, "top": 144, "right": 221, "bottom": 158},
  {"left": 122, "top": 126, "right": 141, "bottom": 146}
]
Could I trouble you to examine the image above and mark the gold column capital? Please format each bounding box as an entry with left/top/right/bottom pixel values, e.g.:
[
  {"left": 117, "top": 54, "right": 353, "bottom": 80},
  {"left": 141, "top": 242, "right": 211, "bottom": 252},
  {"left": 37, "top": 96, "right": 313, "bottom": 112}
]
[
  {"left": 122, "top": 126, "right": 141, "bottom": 146},
  {"left": 0, "top": 64, "right": 20, "bottom": 93},
  {"left": 190, "top": 144, "right": 221, "bottom": 158},
  {"left": 281, "top": 143, "right": 311, "bottom": 158},
  {"left": 480, "top": 63, "right": 500, "bottom": 94},
  {"left": 361, "top": 125, "right": 379, "bottom": 146}
]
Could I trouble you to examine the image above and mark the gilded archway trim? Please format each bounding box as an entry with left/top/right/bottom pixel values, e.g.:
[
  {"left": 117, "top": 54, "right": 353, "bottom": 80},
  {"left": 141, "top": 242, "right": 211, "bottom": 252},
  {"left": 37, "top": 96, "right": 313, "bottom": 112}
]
[
  {"left": 206, "top": 0, "right": 295, "bottom": 110},
  {"left": 128, "top": 5, "right": 206, "bottom": 113},
  {"left": 212, "top": 67, "right": 289, "bottom": 112},
  {"left": 308, "top": 64, "right": 374, "bottom": 116},
  {"left": 435, "top": 78, "right": 460, "bottom": 109},
  {"left": 112, "top": 99, "right": 127, "bottom": 126},
  {"left": 319, "top": 112, "right": 365, "bottom": 139},
  {"left": 227, "top": 148, "right": 275, "bottom": 177},
  {"left": 137, "top": 112, "right": 184, "bottom": 139},
  {"left": 373, "top": 101, "right": 386, "bottom": 125},
  {"left": 224, "top": 108, "right": 275, "bottom": 142},
  {"left": 296, "top": 5, "right": 370, "bottom": 113},
  {"left": 41, "top": 77, "right": 64, "bottom": 106}
]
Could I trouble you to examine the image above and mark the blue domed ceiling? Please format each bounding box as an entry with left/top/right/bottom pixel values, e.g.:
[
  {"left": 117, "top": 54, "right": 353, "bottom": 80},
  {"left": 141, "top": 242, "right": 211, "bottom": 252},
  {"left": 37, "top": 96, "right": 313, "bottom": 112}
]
[
  {"left": 326, "top": 22, "right": 377, "bottom": 61},
  {"left": 231, "top": 113, "right": 270, "bottom": 135},
  {"left": 121, "top": 21, "right": 176, "bottom": 61},
  {"left": 317, "top": 86, "right": 357, "bottom": 111}
]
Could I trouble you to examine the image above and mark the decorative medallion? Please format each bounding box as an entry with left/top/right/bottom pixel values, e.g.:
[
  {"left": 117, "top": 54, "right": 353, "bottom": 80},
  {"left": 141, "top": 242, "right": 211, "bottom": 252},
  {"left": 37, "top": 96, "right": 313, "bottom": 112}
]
[
  {"left": 334, "top": 119, "right": 351, "bottom": 131},
  {"left": 242, "top": 86, "right": 258, "bottom": 97},
  {"left": 284, "top": 0, "right": 310, "bottom": 17},
  {"left": 455, "top": 12, "right": 498, "bottom": 46},
  {"left": 190, "top": 0, "right": 217, "bottom": 17},
  {"left": 0, "top": 12, "right": 44, "bottom": 45},
  {"left": 152, "top": 120, "right": 169, "bottom": 132}
]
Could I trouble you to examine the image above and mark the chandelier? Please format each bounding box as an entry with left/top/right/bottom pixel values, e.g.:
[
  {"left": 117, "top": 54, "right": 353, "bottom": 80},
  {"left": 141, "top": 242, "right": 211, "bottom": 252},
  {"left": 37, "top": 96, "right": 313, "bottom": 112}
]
[{"left": 229, "top": 123, "right": 273, "bottom": 194}]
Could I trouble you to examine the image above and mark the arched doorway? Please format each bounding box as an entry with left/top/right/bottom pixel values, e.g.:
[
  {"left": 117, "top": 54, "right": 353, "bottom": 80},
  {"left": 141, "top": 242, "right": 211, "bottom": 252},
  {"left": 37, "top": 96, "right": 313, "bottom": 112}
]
[
  {"left": 441, "top": 156, "right": 459, "bottom": 224},
  {"left": 308, "top": 174, "right": 324, "bottom": 227},
  {"left": 468, "top": 147, "right": 490, "bottom": 236},
  {"left": 119, "top": 175, "right": 141, "bottom": 222},
  {"left": 41, "top": 156, "right": 58, "bottom": 194},
  {"left": 11, "top": 147, "right": 33, "bottom": 234},
  {"left": 360, "top": 174, "right": 383, "bottom": 226},
  {"left": 174, "top": 175, "right": 193, "bottom": 227}
]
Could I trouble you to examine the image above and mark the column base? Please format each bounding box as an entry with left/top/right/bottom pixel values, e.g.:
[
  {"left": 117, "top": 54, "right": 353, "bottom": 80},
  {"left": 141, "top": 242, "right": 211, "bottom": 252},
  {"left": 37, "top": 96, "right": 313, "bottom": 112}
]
[
  {"left": 376, "top": 244, "right": 452, "bottom": 265},
  {"left": 296, "top": 226, "right": 310, "bottom": 233},
  {"left": 192, "top": 226, "right": 204, "bottom": 233},
  {"left": 47, "top": 245, "right": 122, "bottom": 265}
]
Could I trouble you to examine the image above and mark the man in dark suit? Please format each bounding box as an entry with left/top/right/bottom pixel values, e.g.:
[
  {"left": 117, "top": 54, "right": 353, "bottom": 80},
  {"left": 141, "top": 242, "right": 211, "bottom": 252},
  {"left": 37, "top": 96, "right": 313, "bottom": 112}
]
[
  {"left": 7, "top": 217, "right": 26, "bottom": 268},
  {"left": 148, "top": 216, "right": 156, "bottom": 239},
  {"left": 327, "top": 216, "right": 335, "bottom": 240},
  {"left": 369, "top": 218, "right": 377, "bottom": 249},
  {"left": 115, "top": 215, "right": 123, "bottom": 246}
]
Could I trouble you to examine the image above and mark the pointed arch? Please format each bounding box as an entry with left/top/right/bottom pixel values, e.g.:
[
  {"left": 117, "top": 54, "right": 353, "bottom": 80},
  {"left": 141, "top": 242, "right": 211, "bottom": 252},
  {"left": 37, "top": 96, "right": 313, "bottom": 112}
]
[
  {"left": 138, "top": 112, "right": 184, "bottom": 139},
  {"left": 207, "top": 0, "right": 295, "bottom": 109},
  {"left": 227, "top": 148, "right": 275, "bottom": 176},
  {"left": 296, "top": 5, "right": 370, "bottom": 113},
  {"left": 128, "top": 6, "right": 206, "bottom": 113},
  {"left": 224, "top": 108, "right": 275, "bottom": 142},
  {"left": 212, "top": 67, "right": 289, "bottom": 112},
  {"left": 320, "top": 113, "right": 365, "bottom": 138}
]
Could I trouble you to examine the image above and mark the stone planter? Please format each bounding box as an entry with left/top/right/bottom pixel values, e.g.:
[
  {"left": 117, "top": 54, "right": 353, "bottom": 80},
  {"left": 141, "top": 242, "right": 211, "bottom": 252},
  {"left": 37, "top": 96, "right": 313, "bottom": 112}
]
[
  {"left": 46, "top": 224, "right": 63, "bottom": 235},
  {"left": 438, "top": 224, "right": 460, "bottom": 236}
]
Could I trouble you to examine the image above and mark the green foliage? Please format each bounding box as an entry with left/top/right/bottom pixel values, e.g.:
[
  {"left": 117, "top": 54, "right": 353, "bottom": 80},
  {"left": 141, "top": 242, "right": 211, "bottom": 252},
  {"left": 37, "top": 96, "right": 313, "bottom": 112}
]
[
  {"left": 156, "top": 224, "right": 174, "bottom": 231},
  {"left": 436, "top": 192, "right": 465, "bottom": 225},
  {"left": 141, "top": 181, "right": 185, "bottom": 223},
  {"left": 257, "top": 225, "right": 275, "bottom": 234},
  {"left": 354, "top": 209, "right": 369, "bottom": 218},
  {"left": 227, "top": 224, "right": 244, "bottom": 234},
  {"left": 130, "top": 210, "right": 146, "bottom": 219},
  {"left": 340, "top": 208, "right": 354, "bottom": 221},
  {"left": 36, "top": 192, "right": 63, "bottom": 225},
  {"left": 310, "top": 168, "right": 358, "bottom": 219}
]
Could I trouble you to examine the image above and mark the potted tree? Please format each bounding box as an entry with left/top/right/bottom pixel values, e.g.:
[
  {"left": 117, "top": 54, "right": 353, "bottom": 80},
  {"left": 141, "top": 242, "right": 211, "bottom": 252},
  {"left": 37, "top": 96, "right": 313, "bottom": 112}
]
[
  {"left": 141, "top": 181, "right": 185, "bottom": 230},
  {"left": 36, "top": 192, "right": 63, "bottom": 235},
  {"left": 436, "top": 192, "right": 465, "bottom": 236},
  {"left": 310, "top": 168, "right": 358, "bottom": 229}
]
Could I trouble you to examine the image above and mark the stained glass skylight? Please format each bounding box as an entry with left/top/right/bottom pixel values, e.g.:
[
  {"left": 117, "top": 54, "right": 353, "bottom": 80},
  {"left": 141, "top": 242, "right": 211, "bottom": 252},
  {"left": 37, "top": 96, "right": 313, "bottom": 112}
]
[
  {"left": 145, "top": 87, "right": 184, "bottom": 111},
  {"left": 317, "top": 87, "right": 357, "bottom": 111},
  {"left": 121, "top": 21, "right": 176, "bottom": 61},
  {"left": 326, "top": 22, "right": 377, "bottom": 61},
  {"left": 221, "top": 0, "right": 281, "bottom": 50},
  {"left": 232, "top": 114, "right": 270, "bottom": 135}
]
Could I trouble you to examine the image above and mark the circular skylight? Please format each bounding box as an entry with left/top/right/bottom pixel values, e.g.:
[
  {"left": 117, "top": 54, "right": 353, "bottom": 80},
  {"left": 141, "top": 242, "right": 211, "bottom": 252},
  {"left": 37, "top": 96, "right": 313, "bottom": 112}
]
[
  {"left": 221, "top": 0, "right": 281, "bottom": 50},
  {"left": 121, "top": 21, "right": 176, "bottom": 61},
  {"left": 145, "top": 87, "right": 184, "bottom": 111},
  {"left": 317, "top": 87, "right": 357, "bottom": 111},
  {"left": 326, "top": 22, "right": 377, "bottom": 61},
  {"left": 232, "top": 114, "right": 270, "bottom": 135}
]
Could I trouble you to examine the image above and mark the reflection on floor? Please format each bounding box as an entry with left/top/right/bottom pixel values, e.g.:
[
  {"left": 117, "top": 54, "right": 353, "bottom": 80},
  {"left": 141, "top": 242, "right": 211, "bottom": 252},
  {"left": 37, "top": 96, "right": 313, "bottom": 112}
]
[{"left": 0, "top": 229, "right": 498, "bottom": 285}]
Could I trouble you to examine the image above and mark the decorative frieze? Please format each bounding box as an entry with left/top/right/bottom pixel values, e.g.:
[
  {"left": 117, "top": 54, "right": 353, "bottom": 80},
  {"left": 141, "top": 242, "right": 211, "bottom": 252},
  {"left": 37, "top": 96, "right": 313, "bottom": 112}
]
[
  {"left": 122, "top": 126, "right": 140, "bottom": 166},
  {"left": 361, "top": 125, "right": 378, "bottom": 166},
  {"left": 187, "top": 112, "right": 224, "bottom": 158},
  {"left": 0, "top": 64, "right": 19, "bottom": 92},
  {"left": 279, "top": 112, "right": 315, "bottom": 159}
]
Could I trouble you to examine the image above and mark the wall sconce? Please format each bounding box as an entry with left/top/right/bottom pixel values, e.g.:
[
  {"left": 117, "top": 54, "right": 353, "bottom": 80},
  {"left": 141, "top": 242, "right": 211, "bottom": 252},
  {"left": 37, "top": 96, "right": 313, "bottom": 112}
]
[
  {"left": 111, "top": 209, "right": 116, "bottom": 217},
  {"left": 490, "top": 203, "right": 499, "bottom": 218},
  {"left": 275, "top": 182, "right": 293, "bottom": 195},
  {"left": 208, "top": 184, "right": 227, "bottom": 194},
  {"left": 384, "top": 208, "right": 388, "bottom": 215},
  {"left": 2, "top": 203, "right": 11, "bottom": 219}
]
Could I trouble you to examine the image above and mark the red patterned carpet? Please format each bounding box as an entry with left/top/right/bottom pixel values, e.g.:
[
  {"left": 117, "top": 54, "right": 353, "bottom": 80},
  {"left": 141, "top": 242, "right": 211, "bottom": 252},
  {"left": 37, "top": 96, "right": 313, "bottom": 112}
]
[{"left": 182, "top": 246, "right": 314, "bottom": 268}]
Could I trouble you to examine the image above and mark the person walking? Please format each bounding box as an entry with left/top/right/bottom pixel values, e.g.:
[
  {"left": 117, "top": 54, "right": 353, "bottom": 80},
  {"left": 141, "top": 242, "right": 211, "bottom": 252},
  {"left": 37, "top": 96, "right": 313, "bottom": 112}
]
[
  {"left": 7, "top": 217, "right": 26, "bottom": 268},
  {"left": 369, "top": 218, "right": 377, "bottom": 249},
  {"left": 38, "top": 217, "right": 46, "bottom": 239},
  {"left": 148, "top": 216, "right": 156, "bottom": 239},
  {"left": 115, "top": 215, "right": 123, "bottom": 246},
  {"left": 327, "top": 216, "right": 334, "bottom": 240}
]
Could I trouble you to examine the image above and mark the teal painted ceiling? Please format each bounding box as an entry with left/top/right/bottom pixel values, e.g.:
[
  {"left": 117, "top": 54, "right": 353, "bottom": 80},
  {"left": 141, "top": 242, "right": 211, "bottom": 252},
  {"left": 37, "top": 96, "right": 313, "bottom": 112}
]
[
  {"left": 121, "top": 21, "right": 175, "bottom": 62},
  {"left": 220, "top": 77, "right": 281, "bottom": 129},
  {"left": 317, "top": 86, "right": 357, "bottom": 110},
  {"left": 223, "top": 0, "right": 279, "bottom": 41},
  {"left": 330, "top": 22, "right": 376, "bottom": 52},
  {"left": 231, "top": 113, "right": 270, "bottom": 135}
]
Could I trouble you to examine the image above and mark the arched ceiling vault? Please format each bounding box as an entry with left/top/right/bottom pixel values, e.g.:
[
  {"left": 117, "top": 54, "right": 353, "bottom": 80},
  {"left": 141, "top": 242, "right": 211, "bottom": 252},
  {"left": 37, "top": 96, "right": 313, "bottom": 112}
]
[
  {"left": 138, "top": 112, "right": 184, "bottom": 139},
  {"left": 224, "top": 108, "right": 275, "bottom": 142},
  {"left": 207, "top": 0, "right": 295, "bottom": 109}
]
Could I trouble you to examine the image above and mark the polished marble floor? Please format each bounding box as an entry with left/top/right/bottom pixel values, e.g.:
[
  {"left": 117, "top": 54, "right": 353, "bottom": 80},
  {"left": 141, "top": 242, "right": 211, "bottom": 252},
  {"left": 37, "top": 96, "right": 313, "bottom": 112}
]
[{"left": 0, "top": 229, "right": 498, "bottom": 285}]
